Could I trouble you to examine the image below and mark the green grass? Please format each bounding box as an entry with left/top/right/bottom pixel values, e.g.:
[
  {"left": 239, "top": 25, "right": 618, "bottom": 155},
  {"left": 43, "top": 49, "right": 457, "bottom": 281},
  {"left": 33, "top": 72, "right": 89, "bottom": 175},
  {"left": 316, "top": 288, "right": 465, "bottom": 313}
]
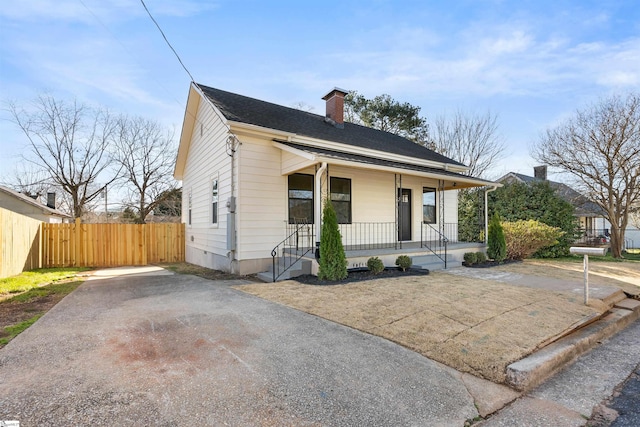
[
  {"left": 546, "top": 251, "right": 640, "bottom": 263},
  {"left": 0, "top": 314, "right": 44, "bottom": 346},
  {"left": 3, "top": 281, "right": 84, "bottom": 304},
  {"left": 0, "top": 267, "right": 90, "bottom": 295}
]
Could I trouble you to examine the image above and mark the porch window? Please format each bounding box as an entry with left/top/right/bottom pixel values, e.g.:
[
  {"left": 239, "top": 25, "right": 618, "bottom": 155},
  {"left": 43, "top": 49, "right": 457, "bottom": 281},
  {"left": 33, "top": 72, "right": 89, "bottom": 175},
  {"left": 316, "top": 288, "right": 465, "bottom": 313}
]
[
  {"left": 288, "top": 173, "right": 314, "bottom": 224},
  {"left": 423, "top": 187, "right": 436, "bottom": 224},
  {"left": 211, "top": 178, "right": 218, "bottom": 225},
  {"left": 331, "top": 177, "right": 352, "bottom": 224}
]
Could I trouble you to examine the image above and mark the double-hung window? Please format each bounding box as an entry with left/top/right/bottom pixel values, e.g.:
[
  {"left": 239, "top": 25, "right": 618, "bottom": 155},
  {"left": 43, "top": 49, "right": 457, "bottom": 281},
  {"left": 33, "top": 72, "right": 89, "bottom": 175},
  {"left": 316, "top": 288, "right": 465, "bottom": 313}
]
[
  {"left": 330, "top": 177, "right": 351, "bottom": 224},
  {"left": 288, "top": 174, "right": 314, "bottom": 224},
  {"left": 422, "top": 187, "right": 436, "bottom": 224}
]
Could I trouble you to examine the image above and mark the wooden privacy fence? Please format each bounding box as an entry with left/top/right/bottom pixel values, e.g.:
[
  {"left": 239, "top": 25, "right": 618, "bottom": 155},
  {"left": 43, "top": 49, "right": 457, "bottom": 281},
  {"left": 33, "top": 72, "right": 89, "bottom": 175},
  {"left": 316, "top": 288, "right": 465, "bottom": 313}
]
[
  {"left": 0, "top": 207, "right": 42, "bottom": 278},
  {"left": 42, "top": 220, "right": 185, "bottom": 268}
]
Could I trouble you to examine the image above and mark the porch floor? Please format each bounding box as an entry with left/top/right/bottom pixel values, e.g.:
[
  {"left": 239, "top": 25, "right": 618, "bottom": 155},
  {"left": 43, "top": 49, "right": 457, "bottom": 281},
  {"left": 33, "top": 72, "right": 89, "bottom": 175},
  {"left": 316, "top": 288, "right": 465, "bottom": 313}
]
[{"left": 340, "top": 241, "right": 484, "bottom": 258}]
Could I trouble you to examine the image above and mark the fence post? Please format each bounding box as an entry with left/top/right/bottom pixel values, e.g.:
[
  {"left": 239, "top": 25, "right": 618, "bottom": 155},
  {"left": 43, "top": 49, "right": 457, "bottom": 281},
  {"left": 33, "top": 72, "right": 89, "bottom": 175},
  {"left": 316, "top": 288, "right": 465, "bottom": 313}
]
[{"left": 75, "top": 218, "right": 81, "bottom": 267}]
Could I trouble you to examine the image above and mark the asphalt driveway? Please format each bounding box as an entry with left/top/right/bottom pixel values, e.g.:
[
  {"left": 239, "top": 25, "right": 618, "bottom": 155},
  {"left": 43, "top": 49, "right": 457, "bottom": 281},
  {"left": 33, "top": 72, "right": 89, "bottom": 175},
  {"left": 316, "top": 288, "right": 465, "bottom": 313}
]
[{"left": 0, "top": 267, "right": 492, "bottom": 426}]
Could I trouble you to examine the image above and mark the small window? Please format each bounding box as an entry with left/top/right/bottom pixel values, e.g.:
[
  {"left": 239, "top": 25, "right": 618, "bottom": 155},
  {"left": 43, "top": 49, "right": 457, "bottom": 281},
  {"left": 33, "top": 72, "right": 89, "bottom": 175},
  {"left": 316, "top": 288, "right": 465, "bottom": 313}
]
[
  {"left": 331, "top": 177, "right": 351, "bottom": 224},
  {"left": 423, "top": 187, "right": 436, "bottom": 224},
  {"left": 188, "top": 190, "right": 193, "bottom": 225},
  {"left": 211, "top": 178, "right": 218, "bottom": 224},
  {"left": 288, "top": 174, "right": 314, "bottom": 224}
]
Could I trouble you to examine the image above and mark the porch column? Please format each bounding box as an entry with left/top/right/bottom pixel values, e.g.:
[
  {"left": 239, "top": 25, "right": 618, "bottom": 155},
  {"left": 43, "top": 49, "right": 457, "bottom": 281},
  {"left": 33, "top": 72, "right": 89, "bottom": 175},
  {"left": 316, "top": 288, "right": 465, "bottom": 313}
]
[
  {"left": 484, "top": 185, "right": 498, "bottom": 244},
  {"left": 315, "top": 162, "right": 328, "bottom": 250}
]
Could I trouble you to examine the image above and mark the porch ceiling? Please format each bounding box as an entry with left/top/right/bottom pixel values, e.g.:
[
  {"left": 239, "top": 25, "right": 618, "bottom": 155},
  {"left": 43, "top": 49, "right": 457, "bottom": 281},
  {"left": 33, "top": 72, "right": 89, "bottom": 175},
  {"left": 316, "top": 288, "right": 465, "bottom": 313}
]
[{"left": 273, "top": 140, "right": 498, "bottom": 190}]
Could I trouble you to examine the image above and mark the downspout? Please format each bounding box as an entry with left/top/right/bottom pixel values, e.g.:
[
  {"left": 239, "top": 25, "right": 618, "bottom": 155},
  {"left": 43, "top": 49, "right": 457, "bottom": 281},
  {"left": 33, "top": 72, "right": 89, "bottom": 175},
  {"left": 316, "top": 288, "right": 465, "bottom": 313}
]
[
  {"left": 315, "top": 162, "right": 328, "bottom": 257},
  {"left": 484, "top": 185, "right": 499, "bottom": 244},
  {"left": 226, "top": 135, "right": 239, "bottom": 273}
]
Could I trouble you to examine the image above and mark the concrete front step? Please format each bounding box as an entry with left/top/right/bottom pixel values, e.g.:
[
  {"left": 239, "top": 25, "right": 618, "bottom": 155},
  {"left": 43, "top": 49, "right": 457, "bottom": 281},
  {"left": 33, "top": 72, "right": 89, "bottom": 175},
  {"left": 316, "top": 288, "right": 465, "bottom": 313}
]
[
  {"left": 505, "top": 298, "right": 640, "bottom": 392},
  {"left": 411, "top": 254, "right": 460, "bottom": 271},
  {"left": 257, "top": 259, "right": 312, "bottom": 282}
]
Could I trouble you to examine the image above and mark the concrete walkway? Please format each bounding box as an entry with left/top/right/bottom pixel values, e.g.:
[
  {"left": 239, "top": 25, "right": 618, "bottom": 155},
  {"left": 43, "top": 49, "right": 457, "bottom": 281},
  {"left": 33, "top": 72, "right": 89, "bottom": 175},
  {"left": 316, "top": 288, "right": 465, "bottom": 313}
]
[
  {"left": 0, "top": 266, "right": 505, "bottom": 426},
  {"left": 479, "top": 318, "right": 640, "bottom": 426}
]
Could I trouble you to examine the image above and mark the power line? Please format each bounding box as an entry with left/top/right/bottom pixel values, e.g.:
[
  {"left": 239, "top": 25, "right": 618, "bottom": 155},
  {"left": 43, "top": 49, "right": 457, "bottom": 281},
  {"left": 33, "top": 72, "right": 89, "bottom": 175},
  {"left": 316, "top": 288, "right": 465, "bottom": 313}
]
[
  {"left": 139, "top": 0, "right": 195, "bottom": 83},
  {"left": 137, "top": 0, "right": 231, "bottom": 128}
]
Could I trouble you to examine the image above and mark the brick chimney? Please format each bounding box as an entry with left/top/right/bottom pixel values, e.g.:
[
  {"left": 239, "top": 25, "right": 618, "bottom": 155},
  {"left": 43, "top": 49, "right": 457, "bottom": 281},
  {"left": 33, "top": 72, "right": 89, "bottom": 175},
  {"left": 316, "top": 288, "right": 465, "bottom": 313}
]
[
  {"left": 47, "top": 192, "right": 56, "bottom": 209},
  {"left": 534, "top": 165, "right": 547, "bottom": 180},
  {"left": 322, "top": 88, "right": 348, "bottom": 127}
]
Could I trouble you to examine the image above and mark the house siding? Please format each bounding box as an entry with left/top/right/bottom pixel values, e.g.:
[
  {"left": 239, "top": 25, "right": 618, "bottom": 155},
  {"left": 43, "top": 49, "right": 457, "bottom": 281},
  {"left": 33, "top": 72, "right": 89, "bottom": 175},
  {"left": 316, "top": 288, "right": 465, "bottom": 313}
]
[
  {"left": 282, "top": 150, "right": 314, "bottom": 175},
  {"left": 0, "top": 193, "right": 64, "bottom": 223},
  {"left": 236, "top": 136, "right": 287, "bottom": 267},
  {"left": 181, "top": 98, "right": 234, "bottom": 272},
  {"left": 327, "top": 166, "right": 458, "bottom": 243}
]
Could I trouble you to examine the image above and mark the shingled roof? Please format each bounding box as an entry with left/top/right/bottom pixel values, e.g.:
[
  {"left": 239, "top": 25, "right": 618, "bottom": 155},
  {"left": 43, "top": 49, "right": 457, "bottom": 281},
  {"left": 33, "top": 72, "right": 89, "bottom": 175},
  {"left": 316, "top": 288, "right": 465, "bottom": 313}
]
[
  {"left": 498, "top": 172, "right": 604, "bottom": 217},
  {"left": 196, "top": 83, "right": 466, "bottom": 168}
]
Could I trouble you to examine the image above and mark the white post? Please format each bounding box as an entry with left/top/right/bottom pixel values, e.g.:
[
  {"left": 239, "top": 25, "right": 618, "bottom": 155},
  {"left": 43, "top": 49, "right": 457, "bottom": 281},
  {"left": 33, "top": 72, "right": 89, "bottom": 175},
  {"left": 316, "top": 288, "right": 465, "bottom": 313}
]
[
  {"left": 570, "top": 246, "right": 606, "bottom": 305},
  {"left": 583, "top": 254, "right": 589, "bottom": 304},
  {"left": 314, "top": 162, "right": 328, "bottom": 251}
]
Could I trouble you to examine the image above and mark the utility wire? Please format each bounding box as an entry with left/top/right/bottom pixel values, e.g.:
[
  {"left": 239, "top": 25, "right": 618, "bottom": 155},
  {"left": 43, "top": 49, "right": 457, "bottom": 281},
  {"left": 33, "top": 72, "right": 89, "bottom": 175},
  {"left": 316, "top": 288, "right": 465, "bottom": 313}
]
[{"left": 139, "top": 0, "right": 195, "bottom": 83}]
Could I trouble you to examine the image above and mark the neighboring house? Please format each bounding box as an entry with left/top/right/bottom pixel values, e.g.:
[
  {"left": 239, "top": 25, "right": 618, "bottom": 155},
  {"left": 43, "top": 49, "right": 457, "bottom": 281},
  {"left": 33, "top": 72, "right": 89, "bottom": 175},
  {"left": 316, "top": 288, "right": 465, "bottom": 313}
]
[
  {"left": 497, "top": 166, "right": 609, "bottom": 242},
  {"left": 0, "top": 186, "right": 70, "bottom": 223},
  {"left": 174, "top": 83, "right": 497, "bottom": 279}
]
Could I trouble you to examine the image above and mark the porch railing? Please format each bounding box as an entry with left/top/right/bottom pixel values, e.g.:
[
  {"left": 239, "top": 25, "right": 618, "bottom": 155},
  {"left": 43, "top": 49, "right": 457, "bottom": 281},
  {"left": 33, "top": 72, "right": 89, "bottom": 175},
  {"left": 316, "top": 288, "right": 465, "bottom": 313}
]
[
  {"left": 271, "top": 220, "right": 314, "bottom": 282},
  {"left": 575, "top": 228, "right": 610, "bottom": 246},
  {"left": 421, "top": 223, "right": 449, "bottom": 268},
  {"left": 338, "top": 222, "right": 397, "bottom": 251}
]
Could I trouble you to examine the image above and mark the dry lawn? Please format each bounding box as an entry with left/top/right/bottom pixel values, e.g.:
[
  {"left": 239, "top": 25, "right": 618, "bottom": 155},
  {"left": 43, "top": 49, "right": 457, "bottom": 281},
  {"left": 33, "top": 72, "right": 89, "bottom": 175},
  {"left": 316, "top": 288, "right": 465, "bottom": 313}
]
[{"left": 236, "top": 272, "right": 601, "bottom": 383}]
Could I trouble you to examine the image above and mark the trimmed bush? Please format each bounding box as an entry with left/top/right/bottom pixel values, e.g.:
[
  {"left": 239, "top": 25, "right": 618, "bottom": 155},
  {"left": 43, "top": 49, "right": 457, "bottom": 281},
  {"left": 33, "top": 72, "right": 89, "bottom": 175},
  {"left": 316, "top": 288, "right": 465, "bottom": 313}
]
[
  {"left": 502, "top": 220, "right": 564, "bottom": 260},
  {"left": 317, "top": 200, "right": 348, "bottom": 280},
  {"left": 475, "top": 251, "right": 487, "bottom": 263},
  {"left": 395, "top": 255, "right": 412, "bottom": 271},
  {"left": 463, "top": 252, "right": 478, "bottom": 265},
  {"left": 487, "top": 213, "right": 507, "bottom": 262},
  {"left": 367, "top": 257, "right": 385, "bottom": 274}
]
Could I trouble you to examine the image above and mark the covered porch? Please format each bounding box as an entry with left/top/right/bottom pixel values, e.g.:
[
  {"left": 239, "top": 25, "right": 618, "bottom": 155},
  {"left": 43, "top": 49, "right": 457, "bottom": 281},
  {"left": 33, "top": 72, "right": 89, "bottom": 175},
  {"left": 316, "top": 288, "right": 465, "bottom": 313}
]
[{"left": 264, "top": 140, "right": 498, "bottom": 281}]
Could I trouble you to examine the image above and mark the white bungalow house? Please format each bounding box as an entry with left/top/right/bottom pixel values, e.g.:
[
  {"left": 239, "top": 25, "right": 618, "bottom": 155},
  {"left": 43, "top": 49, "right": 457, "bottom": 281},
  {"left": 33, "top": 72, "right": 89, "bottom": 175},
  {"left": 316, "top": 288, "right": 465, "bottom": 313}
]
[
  {"left": 0, "top": 186, "right": 70, "bottom": 223},
  {"left": 174, "top": 83, "right": 498, "bottom": 280}
]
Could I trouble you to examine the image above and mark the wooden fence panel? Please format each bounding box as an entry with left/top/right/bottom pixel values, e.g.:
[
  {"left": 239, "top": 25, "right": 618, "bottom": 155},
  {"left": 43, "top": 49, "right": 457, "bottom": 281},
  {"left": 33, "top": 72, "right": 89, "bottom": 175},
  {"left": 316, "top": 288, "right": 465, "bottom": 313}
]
[
  {"left": 0, "top": 207, "right": 42, "bottom": 278},
  {"left": 42, "top": 221, "right": 185, "bottom": 268}
]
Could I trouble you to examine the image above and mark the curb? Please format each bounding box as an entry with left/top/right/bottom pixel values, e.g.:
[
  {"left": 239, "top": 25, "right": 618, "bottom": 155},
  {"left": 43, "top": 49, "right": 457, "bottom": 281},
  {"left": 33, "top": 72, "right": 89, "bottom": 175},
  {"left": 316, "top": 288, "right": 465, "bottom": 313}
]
[{"left": 505, "top": 299, "right": 640, "bottom": 392}]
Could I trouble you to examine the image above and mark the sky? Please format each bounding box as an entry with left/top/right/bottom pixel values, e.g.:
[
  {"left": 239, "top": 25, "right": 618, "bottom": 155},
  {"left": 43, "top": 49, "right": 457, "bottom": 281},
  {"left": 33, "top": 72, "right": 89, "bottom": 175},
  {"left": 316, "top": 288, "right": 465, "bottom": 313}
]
[{"left": 1, "top": 0, "right": 639, "bottom": 184}]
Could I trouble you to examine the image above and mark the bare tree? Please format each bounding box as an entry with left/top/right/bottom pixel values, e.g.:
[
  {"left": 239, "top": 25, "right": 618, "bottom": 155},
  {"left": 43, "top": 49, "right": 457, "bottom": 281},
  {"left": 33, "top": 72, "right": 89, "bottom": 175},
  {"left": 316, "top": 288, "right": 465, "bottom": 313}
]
[
  {"left": 2, "top": 164, "right": 52, "bottom": 201},
  {"left": 113, "top": 115, "right": 177, "bottom": 223},
  {"left": 7, "top": 95, "right": 119, "bottom": 218},
  {"left": 532, "top": 92, "right": 640, "bottom": 258},
  {"left": 429, "top": 109, "right": 505, "bottom": 178}
]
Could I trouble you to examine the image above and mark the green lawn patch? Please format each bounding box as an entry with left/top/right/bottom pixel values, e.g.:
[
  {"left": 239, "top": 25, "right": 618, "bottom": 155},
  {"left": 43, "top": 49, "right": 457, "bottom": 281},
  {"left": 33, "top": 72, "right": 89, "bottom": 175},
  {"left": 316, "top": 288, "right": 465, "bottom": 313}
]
[
  {"left": 1, "top": 270, "right": 87, "bottom": 348},
  {"left": 0, "top": 314, "right": 44, "bottom": 346},
  {"left": 0, "top": 267, "right": 90, "bottom": 295},
  {"left": 4, "top": 281, "right": 84, "bottom": 304},
  {"left": 551, "top": 251, "right": 640, "bottom": 263}
]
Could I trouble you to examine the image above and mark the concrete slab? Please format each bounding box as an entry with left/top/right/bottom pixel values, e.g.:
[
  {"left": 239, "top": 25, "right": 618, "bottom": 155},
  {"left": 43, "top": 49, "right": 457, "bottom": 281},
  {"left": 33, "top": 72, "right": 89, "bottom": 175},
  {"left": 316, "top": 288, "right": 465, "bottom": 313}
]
[
  {"left": 477, "top": 396, "right": 586, "bottom": 427},
  {"left": 531, "top": 319, "right": 640, "bottom": 417},
  {"left": 615, "top": 298, "right": 640, "bottom": 311},
  {"left": 446, "top": 266, "right": 624, "bottom": 306},
  {"left": 506, "top": 307, "right": 640, "bottom": 391},
  {"left": 0, "top": 271, "right": 480, "bottom": 425},
  {"left": 88, "top": 265, "right": 175, "bottom": 278}
]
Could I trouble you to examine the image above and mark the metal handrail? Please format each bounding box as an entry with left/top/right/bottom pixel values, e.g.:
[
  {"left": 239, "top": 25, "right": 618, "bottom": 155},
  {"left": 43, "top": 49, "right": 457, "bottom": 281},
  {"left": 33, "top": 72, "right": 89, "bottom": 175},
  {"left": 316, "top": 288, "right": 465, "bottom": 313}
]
[
  {"left": 271, "top": 220, "right": 314, "bottom": 282},
  {"left": 420, "top": 223, "right": 449, "bottom": 269}
]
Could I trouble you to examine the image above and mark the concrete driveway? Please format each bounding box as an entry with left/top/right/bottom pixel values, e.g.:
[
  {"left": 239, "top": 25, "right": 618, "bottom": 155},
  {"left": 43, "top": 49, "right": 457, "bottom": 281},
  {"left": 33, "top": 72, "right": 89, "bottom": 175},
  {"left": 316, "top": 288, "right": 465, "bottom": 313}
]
[{"left": 0, "top": 267, "right": 499, "bottom": 426}]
